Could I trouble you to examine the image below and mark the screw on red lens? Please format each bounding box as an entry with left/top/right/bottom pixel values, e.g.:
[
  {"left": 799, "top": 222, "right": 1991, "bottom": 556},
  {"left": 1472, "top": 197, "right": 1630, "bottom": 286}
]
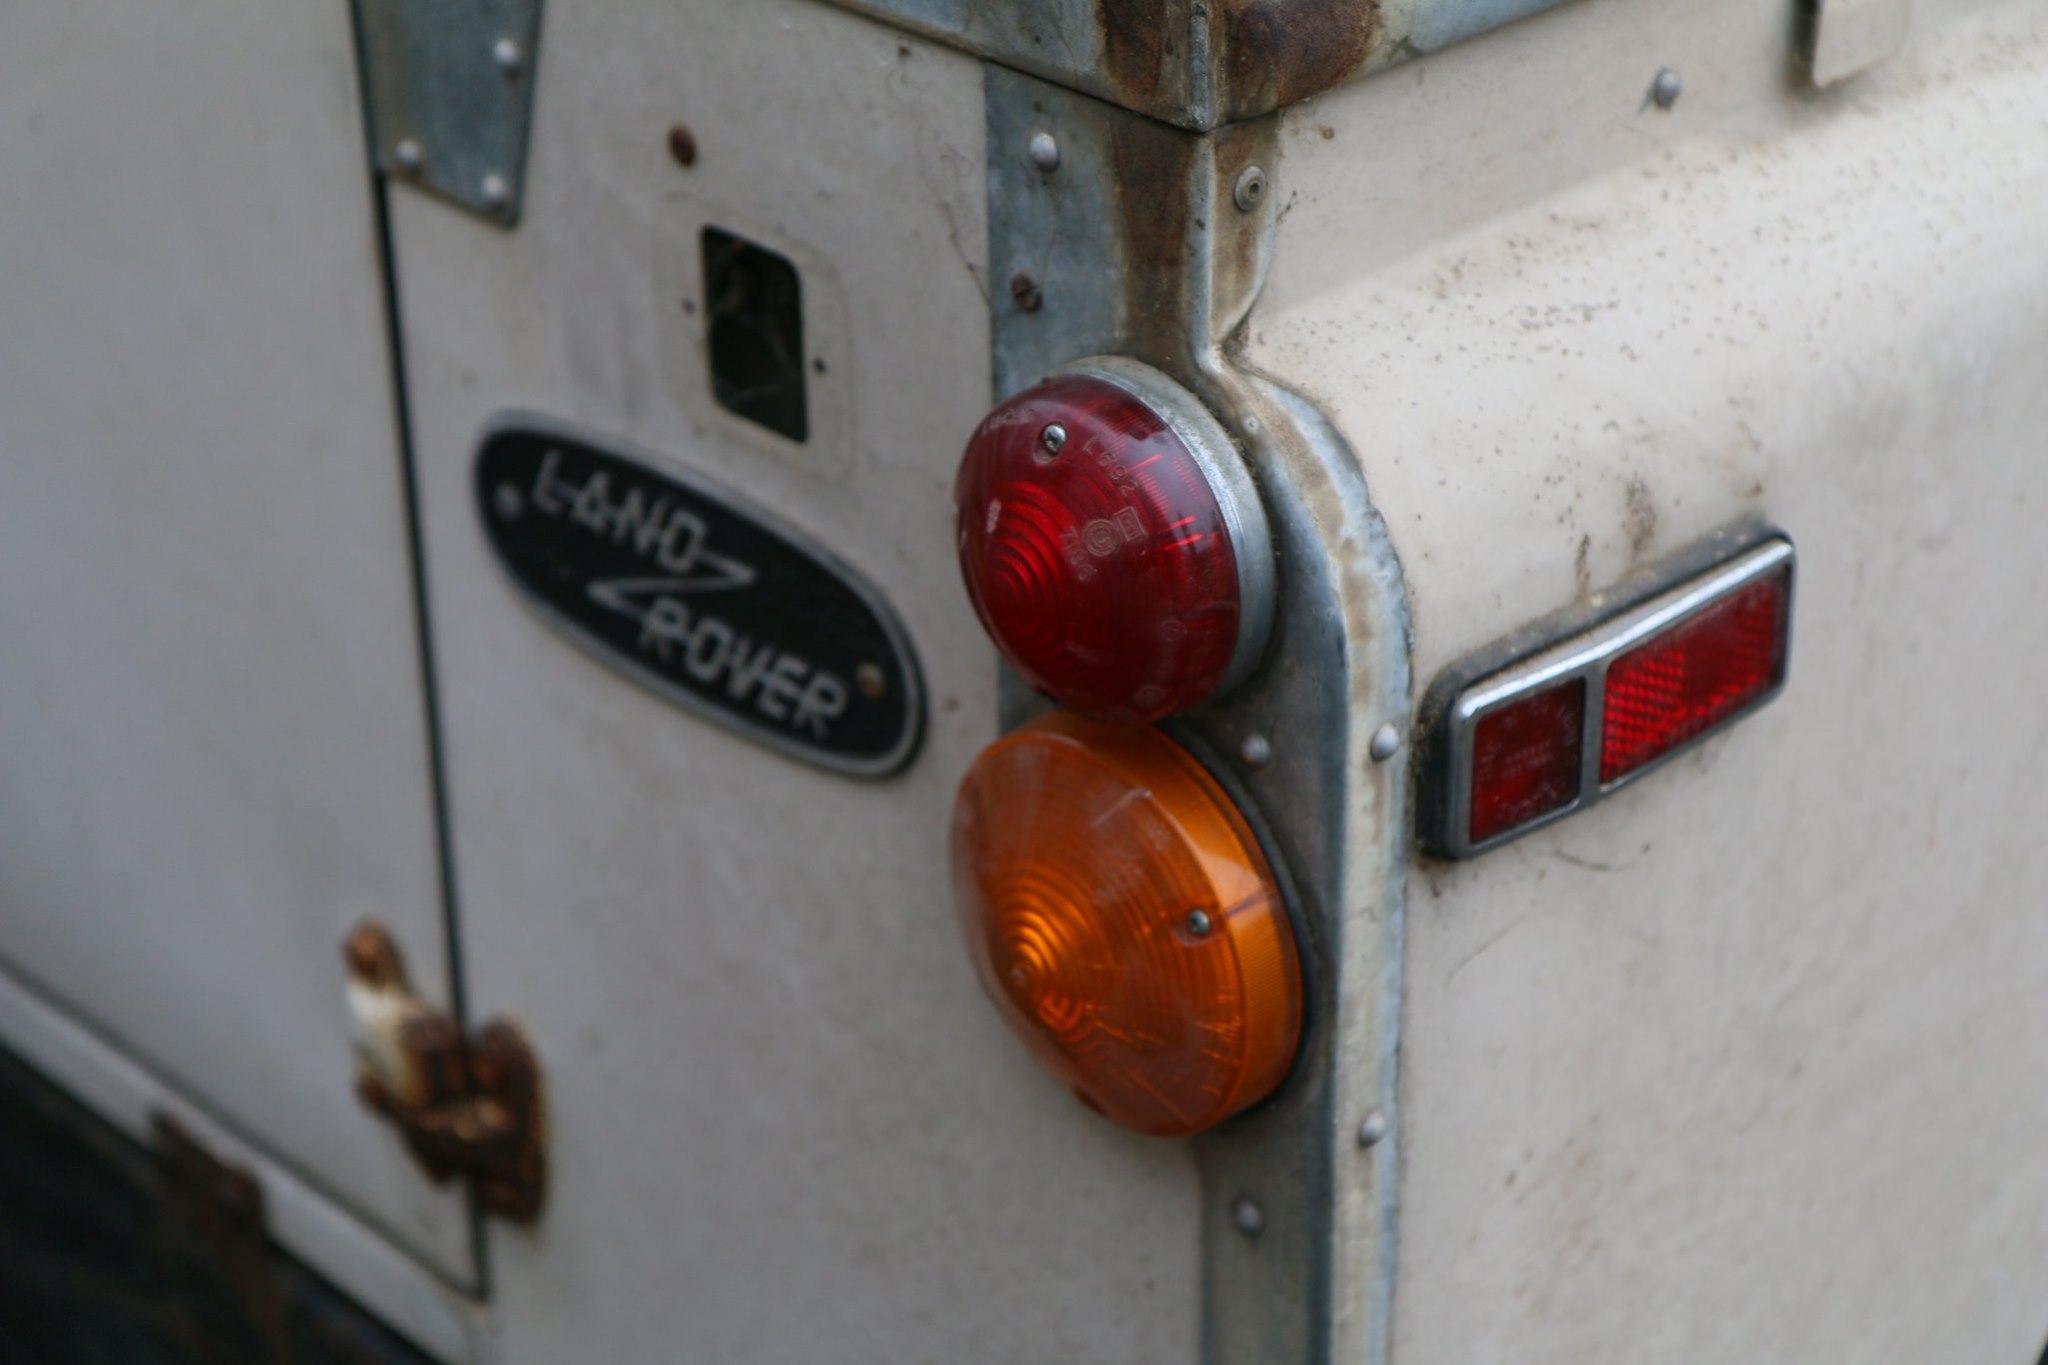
[
  {"left": 1468, "top": 679, "right": 1587, "bottom": 845},
  {"left": 1600, "top": 569, "right": 1790, "bottom": 784},
  {"left": 953, "top": 366, "right": 1267, "bottom": 724}
]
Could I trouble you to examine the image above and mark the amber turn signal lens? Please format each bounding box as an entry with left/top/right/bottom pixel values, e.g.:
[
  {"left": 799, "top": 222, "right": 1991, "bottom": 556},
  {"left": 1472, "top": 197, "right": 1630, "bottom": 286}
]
[{"left": 949, "top": 713, "right": 1303, "bottom": 1137}]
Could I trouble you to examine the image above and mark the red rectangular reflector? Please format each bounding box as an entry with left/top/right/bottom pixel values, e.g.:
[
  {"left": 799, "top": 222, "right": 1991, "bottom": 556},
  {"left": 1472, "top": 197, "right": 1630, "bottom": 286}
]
[
  {"left": 1469, "top": 679, "right": 1586, "bottom": 845},
  {"left": 1599, "top": 568, "right": 1790, "bottom": 784}
]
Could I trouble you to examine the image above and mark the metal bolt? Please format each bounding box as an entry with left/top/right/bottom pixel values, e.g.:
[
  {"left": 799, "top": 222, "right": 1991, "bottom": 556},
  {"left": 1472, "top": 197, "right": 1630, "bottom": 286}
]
[
  {"left": 1231, "top": 1195, "right": 1265, "bottom": 1237},
  {"left": 855, "top": 663, "right": 887, "bottom": 699},
  {"left": 1009, "top": 271, "right": 1044, "bottom": 313},
  {"left": 1027, "top": 131, "right": 1061, "bottom": 172},
  {"left": 667, "top": 124, "right": 698, "bottom": 169},
  {"left": 1185, "top": 909, "right": 1213, "bottom": 938},
  {"left": 393, "top": 139, "right": 424, "bottom": 173},
  {"left": 1357, "top": 1111, "right": 1389, "bottom": 1148},
  {"left": 1649, "top": 67, "right": 1682, "bottom": 110},
  {"left": 480, "top": 173, "right": 511, "bottom": 208},
  {"left": 1369, "top": 723, "right": 1400, "bottom": 763},
  {"left": 491, "top": 37, "right": 524, "bottom": 75},
  {"left": 1232, "top": 165, "right": 1268, "bottom": 213},
  {"left": 1039, "top": 423, "right": 1067, "bottom": 456},
  {"left": 1239, "top": 733, "right": 1273, "bottom": 768},
  {"left": 492, "top": 485, "right": 524, "bottom": 521}
]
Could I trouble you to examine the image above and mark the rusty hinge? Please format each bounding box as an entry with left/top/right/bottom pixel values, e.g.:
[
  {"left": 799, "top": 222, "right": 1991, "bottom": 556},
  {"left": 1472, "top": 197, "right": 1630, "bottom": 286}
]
[{"left": 343, "top": 922, "right": 547, "bottom": 1223}]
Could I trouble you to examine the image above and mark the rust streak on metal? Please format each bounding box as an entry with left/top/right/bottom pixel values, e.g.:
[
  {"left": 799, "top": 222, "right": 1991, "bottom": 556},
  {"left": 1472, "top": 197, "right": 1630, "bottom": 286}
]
[
  {"left": 1107, "top": 114, "right": 1200, "bottom": 367},
  {"left": 1219, "top": 0, "right": 1379, "bottom": 122},
  {"left": 1097, "top": 0, "right": 1186, "bottom": 115}
]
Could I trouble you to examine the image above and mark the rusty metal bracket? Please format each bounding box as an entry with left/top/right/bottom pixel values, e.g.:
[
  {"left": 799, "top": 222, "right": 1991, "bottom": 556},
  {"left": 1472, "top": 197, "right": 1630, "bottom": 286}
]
[{"left": 343, "top": 923, "right": 547, "bottom": 1224}]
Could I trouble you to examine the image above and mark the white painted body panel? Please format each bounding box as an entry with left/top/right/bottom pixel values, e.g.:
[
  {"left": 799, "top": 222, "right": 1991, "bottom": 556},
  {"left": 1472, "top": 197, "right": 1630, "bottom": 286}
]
[
  {"left": 387, "top": 2, "right": 1202, "bottom": 1360},
  {"left": 0, "top": 0, "right": 470, "bottom": 1287},
  {"left": 1254, "top": 2, "right": 2048, "bottom": 1359}
]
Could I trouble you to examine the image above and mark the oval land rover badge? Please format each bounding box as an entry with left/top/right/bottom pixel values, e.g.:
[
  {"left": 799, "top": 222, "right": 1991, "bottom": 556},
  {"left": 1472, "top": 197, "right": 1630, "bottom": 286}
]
[{"left": 476, "top": 420, "right": 924, "bottom": 778}]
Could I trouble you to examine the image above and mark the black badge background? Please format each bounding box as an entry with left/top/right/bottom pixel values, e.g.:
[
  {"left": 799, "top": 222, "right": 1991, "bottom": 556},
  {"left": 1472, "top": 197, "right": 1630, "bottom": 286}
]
[{"left": 476, "top": 423, "right": 924, "bottom": 778}]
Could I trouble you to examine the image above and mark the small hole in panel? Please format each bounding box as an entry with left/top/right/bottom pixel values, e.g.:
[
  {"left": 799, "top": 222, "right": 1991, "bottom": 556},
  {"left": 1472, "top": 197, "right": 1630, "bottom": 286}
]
[{"left": 702, "top": 226, "right": 809, "bottom": 443}]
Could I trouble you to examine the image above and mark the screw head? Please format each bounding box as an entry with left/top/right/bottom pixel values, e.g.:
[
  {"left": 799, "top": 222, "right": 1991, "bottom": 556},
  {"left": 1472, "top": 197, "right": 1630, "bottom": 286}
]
[
  {"left": 480, "top": 173, "right": 511, "bottom": 208},
  {"left": 491, "top": 37, "right": 524, "bottom": 74},
  {"left": 1231, "top": 1195, "right": 1265, "bottom": 1237},
  {"left": 1239, "top": 733, "right": 1273, "bottom": 768},
  {"left": 1649, "top": 67, "right": 1682, "bottom": 110},
  {"left": 1357, "top": 1110, "right": 1389, "bottom": 1148},
  {"left": 1009, "top": 271, "right": 1044, "bottom": 313},
  {"left": 1233, "top": 165, "right": 1268, "bottom": 213},
  {"left": 1039, "top": 423, "right": 1067, "bottom": 457},
  {"left": 1027, "top": 131, "right": 1061, "bottom": 172},
  {"left": 393, "top": 138, "right": 424, "bottom": 173},
  {"left": 1369, "top": 723, "right": 1400, "bottom": 763},
  {"left": 1185, "top": 909, "right": 1213, "bottom": 938}
]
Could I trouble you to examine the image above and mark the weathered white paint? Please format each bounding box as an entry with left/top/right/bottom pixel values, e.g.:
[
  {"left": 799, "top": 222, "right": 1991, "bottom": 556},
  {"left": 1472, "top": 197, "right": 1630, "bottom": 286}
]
[
  {"left": 386, "top": 1, "right": 1203, "bottom": 1360},
  {"left": 1256, "top": 1, "right": 2048, "bottom": 1359},
  {"left": 0, "top": 0, "right": 470, "bottom": 1287}
]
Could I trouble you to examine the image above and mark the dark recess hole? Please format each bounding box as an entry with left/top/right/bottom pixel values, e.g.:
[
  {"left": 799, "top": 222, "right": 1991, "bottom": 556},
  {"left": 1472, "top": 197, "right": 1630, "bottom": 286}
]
[{"left": 702, "top": 226, "right": 808, "bottom": 443}]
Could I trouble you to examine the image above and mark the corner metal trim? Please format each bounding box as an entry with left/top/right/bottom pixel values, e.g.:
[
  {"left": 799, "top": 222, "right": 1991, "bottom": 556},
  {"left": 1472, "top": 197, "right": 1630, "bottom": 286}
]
[{"left": 1424, "top": 530, "right": 1795, "bottom": 860}]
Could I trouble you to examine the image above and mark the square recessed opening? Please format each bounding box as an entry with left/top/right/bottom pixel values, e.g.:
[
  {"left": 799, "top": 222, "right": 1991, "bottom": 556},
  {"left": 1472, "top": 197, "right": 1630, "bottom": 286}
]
[{"left": 702, "top": 226, "right": 808, "bottom": 443}]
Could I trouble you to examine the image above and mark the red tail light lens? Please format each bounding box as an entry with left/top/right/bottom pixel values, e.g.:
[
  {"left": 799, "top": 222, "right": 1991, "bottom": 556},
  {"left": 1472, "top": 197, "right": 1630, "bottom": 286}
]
[
  {"left": 1600, "top": 569, "right": 1790, "bottom": 783},
  {"left": 953, "top": 360, "right": 1272, "bottom": 724}
]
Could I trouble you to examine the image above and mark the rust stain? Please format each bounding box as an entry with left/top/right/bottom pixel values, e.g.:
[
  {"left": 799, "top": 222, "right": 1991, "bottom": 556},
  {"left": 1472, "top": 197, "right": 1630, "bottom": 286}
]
[
  {"left": 1097, "top": 0, "right": 1183, "bottom": 114},
  {"left": 1219, "top": 0, "right": 1379, "bottom": 121},
  {"left": 1108, "top": 113, "right": 1199, "bottom": 366}
]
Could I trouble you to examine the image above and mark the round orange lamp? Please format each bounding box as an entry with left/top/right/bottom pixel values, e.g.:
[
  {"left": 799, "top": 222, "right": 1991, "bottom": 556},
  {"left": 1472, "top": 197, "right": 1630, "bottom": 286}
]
[{"left": 949, "top": 712, "right": 1304, "bottom": 1137}]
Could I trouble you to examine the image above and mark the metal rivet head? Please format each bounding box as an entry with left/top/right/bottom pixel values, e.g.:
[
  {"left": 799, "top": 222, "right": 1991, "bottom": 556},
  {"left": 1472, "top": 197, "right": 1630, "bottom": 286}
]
[
  {"left": 855, "top": 663, "right": 887, "bottom": 699},
  {"left": 1232, "top": 165, "right": 1268, "bottom": 213},
  {"left": 1231, "top": 1195, "right": 1265, "bottom": 1237},
  {"left": 393, "top": 138, "right": 424, "bottom": 173},
  {"left": 1185, "top": 909, "right": 1213, "bottom": 938},
  {"left": 491, "top": 37, "right": 524, "bottom": 74},
  {"left": 492, "top": 485, "right": 524, "bottom": 521},
  {"left": 480, "top": 173, "right": 511, "bottom": 208},
  {"left": 1357, "top": 1111, "right": 1389, "bottom": 1148},
  {"left": 1039, "top": 423, "right": 1067, "bottom": 456},
  {"left": 1649, "top": 67, "right": 1682, "bottom": 110},
  {"left": 667, "top": 124, "right": 698, "bottom": 169},
  {"left": 1369, "top": 723, "right": 1400, "bottom": 763},
  {"left": 1239, "top": 733, "right": 1273, "bottom": 768},
  {"left": 1027, "top": 131, "right": 1061, "bottom": 172}
]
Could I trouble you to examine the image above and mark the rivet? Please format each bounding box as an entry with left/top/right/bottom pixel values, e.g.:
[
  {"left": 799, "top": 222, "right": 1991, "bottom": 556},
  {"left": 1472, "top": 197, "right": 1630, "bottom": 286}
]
[
  {"left": 1185, "top": 909, "right": 1213, "bottom": 938},
  {"left": 393, "top": 139, "right": 424, "bottom": 173},
  {"left": 1649, "top": 67, "right": 1683, "bottom": 110},
  {"left": 1357, "top": 1111, "right": 1389, "bottom": 1148},
  {"left": 1232, "top": 165, "right": 1268, "bottom": 213},
  {"left": 1231, "top": 1195, "right": 1265, "bottom": 1237},
  {"left": 491, "top": 37, "right": 524, "bottom": 75},
  {"left": 480, "top": 173, "right": 511, "bottom": 208},
  {"left": 855, "top": 663, "right": 887, "bottom": 699},
  {"left": 1369, "top": 723, "right": 1400, "bottom": 763},
  {"left": 1009, "top": 271, "right": 1044, "bottom": 313},
  {"left": 492, "top": 485, "right": 524, "bottom": 521},
  {"left": 1239, "top": 733, "right": 1273, "bottom": 767},
  {"left": 1027, "top": 131, "right": 1061, "bottom": 172},
  {"left": 1039, "top": 423, "right": 1067, "bottom": 456}
]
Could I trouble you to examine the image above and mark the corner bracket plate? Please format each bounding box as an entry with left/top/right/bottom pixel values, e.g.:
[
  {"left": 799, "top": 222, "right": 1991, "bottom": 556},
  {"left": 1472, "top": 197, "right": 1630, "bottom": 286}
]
[{"left": 353, "top": 0, "right": 543, "bottom": 227}]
